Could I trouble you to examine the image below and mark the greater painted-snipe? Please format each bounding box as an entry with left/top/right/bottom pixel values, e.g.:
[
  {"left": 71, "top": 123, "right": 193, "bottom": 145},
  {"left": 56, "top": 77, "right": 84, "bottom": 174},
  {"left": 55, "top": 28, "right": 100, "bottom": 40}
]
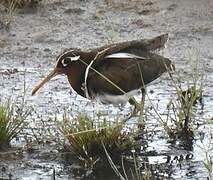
[{"left": 32, "top": 34, "right": 174, "bottom": 111}]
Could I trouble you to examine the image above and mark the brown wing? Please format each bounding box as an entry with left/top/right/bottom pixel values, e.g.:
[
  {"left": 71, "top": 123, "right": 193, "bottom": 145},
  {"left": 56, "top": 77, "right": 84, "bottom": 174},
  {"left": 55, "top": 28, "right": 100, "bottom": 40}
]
[
  {"left": 87, "top": 52, "right": 172, "bottom": 96},
  {"left": 85, "top": 34, "right": 168, "bottom": 68},
  {"left": 65, "top": 34, "right": 168, "bottom": 68},
  {"left": 90, "top": 34, "right": 168, "bottom": 54}
]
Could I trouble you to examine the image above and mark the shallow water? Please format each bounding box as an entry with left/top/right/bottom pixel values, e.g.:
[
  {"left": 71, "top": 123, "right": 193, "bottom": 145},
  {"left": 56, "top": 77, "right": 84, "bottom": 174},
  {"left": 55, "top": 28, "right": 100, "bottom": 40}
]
[{"left": 0, "top": 0, "right": 213, "bottom": 179}]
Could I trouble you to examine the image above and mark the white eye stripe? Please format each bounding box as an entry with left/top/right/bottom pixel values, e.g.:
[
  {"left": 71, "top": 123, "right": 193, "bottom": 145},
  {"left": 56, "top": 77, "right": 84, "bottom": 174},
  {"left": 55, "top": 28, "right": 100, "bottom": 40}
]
[
  {"left": 68, "top": 55, "right": 80, "bottom": 61},
  {"left": 61, "top": 55, "right": 81, "bottom": 67}
]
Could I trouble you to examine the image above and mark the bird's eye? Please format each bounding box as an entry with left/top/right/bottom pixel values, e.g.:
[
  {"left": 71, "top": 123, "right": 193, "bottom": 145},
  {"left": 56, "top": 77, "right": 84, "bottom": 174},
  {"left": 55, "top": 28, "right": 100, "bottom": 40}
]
[{"left": 61, "top": 58, "right": 70, "bottom": 67}]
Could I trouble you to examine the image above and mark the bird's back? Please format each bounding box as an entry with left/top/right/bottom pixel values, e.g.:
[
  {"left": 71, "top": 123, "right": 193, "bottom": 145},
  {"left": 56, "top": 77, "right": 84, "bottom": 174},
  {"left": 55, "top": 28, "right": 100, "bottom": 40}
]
[{"left": 87, "top": 51, "right": 172, "bottom": 98}]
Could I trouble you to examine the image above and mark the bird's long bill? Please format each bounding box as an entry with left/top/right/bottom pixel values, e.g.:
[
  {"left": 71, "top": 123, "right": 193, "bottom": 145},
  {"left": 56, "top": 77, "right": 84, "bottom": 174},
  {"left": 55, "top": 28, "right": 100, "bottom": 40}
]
[{"left": 32, "top": 69, "right": 59, "bottom": 95}]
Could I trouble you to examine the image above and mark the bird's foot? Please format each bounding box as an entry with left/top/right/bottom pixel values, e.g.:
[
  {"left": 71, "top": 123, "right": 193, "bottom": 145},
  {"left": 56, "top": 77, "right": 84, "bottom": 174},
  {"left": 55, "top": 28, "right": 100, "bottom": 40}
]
[{"left": 128, "top": 97, "right": 142, "bottom": 117}]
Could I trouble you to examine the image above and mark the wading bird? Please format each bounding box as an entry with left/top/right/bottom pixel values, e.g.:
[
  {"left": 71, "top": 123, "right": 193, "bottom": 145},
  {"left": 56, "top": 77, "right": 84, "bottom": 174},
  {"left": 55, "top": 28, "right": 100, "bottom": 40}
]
[{"left": 32, "top": 34, "right": 174, "bottom": 112}]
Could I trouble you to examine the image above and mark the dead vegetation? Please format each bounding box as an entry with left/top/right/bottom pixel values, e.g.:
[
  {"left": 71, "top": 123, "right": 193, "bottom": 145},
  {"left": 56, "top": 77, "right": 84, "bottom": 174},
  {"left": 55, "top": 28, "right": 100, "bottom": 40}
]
[
  {"left": 1, "top": 0, "right": 41, "bottom": 8},
  {"left": 0, "top": 0, "right": 42, "bottom": 29}
]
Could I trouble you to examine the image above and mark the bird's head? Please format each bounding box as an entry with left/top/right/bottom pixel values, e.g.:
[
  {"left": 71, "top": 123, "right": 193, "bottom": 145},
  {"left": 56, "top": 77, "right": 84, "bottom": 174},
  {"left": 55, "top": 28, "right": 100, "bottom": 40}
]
[
  {"left": 32, "top": 49, "right": 82, "bottom": 95},
  {"left": 55, "top": 49, "right": 82, "bottom": 69}
]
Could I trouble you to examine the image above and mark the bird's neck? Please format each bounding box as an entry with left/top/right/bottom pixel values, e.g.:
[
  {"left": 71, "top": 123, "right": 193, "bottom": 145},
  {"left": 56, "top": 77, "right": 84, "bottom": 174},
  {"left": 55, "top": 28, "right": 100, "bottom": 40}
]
[
  {"left": 65, "top": 52, "right": 97, "bottom": 98},
  {"left": 65, "top": 63, "right": 87, "bottom": 97}
]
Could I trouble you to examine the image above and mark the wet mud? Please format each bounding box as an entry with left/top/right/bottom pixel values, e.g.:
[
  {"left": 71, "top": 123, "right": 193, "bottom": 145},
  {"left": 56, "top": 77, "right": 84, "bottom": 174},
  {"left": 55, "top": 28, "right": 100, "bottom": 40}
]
[{"left": 0, "top": 0, "right": 213, "bottom": 179}]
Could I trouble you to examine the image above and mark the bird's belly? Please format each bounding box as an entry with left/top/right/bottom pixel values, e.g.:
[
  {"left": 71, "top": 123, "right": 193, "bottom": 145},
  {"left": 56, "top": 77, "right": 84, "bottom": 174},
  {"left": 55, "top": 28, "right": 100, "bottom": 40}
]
[{"left": 95, "top": 89, "right": 140, "bottom": 106}]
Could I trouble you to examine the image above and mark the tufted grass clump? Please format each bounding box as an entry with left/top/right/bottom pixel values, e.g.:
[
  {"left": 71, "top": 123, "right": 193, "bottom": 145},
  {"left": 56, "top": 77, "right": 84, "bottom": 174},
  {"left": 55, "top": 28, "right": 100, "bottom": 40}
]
[
  {"left": 0, "top": 100, "right": 29, "bottom": 150},
  {"left": 58, "top": 113, "right": 138, "bottom": 168},
  {"left": 164, "top": 54, "right": 204, "bottom": 142}
]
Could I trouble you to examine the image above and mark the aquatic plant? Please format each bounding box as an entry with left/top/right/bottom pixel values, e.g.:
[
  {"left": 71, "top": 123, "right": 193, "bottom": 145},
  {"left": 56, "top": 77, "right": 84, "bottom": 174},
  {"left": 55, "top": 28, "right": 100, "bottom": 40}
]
[
  {"left": 0, "top": 100, "right": 29, "bottom": 149},
  {"left": 104, "top": 145, "right": 156, "bottom": 180},
  {"left": 58, "top": 112, "right": 139, "bottom": 168},
  {"left": 197, "top": 130, "right": 213, "bottom": 180},
  {"left": 142, "top": 50, "right": 204, "bottom": 144},
  {"left": 167, "top": 62, "right": 204, "bottom": 138},
  {"left": 164, "top": 52, "right": 204, "bottom": 141},
  {"left": 203, "top": 150, "right": 213, "bottom": 180}
]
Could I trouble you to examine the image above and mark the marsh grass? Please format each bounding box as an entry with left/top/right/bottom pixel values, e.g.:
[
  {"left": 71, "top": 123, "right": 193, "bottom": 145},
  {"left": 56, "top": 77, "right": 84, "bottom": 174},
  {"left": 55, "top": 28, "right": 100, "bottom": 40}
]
[
  {"left": 203, "top": 149, "right": 213, "bottom": 180},
  {"left": 2, "top": 0, "right": 17, "bottom": 29},
  {"left": 163, "top": 53, "right": 204, "bottom": 141},
  {"left": 58, "top": 112, "right": 139, "bottom": 168},
  {"left": 166, "top": 86, "right": 202, "bottom": 136},
  {"left": 1, "top": 0, "right": 41, "bottom": 29},
  {"left": 104, "top": 145, "right": 154, "bottom": 180},
  {"left": 0, "top": 99, "right": 29, "bottom": 149},
  {"left": 197, "top": 130, "right": 213, "bottom": 180},
  {"left": 2, "top": 0, "right": 41, "bottom": 8}
]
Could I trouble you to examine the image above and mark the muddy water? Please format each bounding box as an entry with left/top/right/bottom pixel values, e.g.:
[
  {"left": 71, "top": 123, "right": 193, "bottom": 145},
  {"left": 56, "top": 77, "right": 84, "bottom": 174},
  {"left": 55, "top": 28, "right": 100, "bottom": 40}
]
[{"left": 0, "top": 0, "right": 213, "bottom": 179}]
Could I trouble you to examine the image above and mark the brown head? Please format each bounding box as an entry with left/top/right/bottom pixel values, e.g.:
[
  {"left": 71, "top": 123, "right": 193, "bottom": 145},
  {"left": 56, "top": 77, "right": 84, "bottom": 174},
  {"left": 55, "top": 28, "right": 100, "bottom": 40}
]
[{"left": 32, "top": 49, "right": 85, "bottom": 96}]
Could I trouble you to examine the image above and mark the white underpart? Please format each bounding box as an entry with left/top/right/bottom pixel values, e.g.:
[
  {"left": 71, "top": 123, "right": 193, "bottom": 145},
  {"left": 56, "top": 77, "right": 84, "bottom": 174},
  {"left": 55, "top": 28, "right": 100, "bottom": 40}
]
[
  {"left": 106, "top": 52, "right": 146, "bottom": 60},
  {"left": 84, "top": 59, "right": 95, "bottom": 98},
  {"left": 96, "top": 89, "right": 141, "bottom": 106}
]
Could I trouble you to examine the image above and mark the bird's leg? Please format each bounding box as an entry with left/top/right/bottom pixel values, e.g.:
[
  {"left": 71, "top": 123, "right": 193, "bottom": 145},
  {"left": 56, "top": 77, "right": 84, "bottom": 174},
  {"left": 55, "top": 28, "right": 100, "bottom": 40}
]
[
  {"left": 138, "top": 88, "right": 146, "bottom": 129},
  {"left": 140, "top": 88, "right": 146, "bottom": 114}
]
